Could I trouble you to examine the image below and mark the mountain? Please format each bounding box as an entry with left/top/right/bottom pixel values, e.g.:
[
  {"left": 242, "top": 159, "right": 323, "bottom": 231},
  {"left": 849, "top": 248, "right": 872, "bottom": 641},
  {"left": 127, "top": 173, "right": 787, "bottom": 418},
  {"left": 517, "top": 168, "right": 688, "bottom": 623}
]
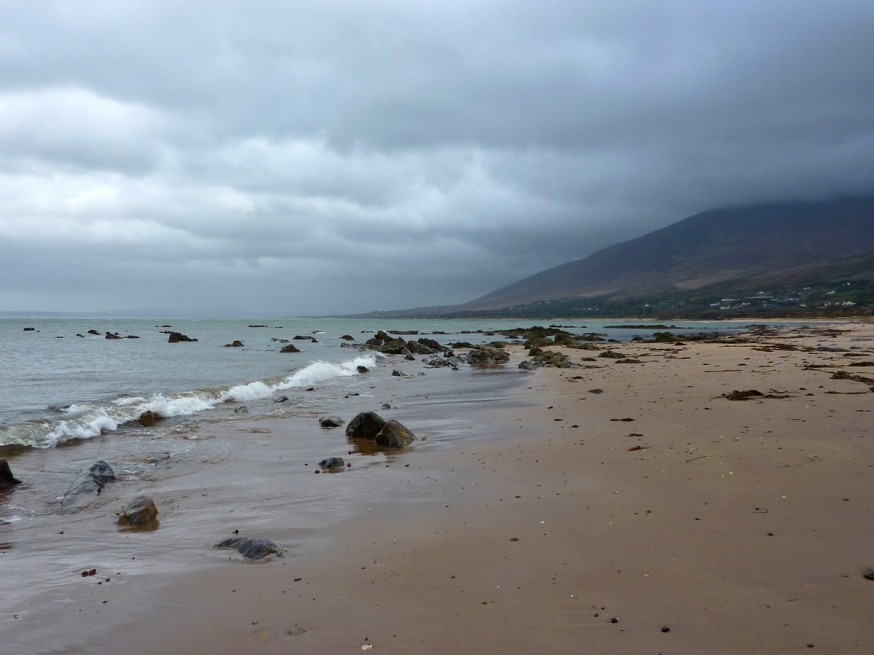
[
  {"left": 363, "top": 195, "right": 874, "bottom": 318},
  {"left": 457, "top": 195, "right": 874, "bottom": 313}
]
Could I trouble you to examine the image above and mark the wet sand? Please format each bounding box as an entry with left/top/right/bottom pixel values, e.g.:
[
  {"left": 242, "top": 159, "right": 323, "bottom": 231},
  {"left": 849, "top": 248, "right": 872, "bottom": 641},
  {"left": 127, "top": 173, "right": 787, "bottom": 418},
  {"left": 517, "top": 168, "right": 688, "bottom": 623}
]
[{"left": 5, "top": 322, "right": 874, "bottom": 654}]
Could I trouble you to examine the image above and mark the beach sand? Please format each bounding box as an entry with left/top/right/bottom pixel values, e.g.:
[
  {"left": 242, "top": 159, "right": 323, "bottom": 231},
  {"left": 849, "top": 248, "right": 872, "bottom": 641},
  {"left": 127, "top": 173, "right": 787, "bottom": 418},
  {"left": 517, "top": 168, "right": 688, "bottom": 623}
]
[{"left": 5, "top": 322, "right": 874, "bottom": 654}]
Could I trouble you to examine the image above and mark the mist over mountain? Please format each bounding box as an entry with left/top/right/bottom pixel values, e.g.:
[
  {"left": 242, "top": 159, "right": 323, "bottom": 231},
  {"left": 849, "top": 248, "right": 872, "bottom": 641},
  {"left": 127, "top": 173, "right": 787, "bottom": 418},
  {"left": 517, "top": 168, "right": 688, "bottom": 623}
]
[{"left": 370, "top": 195, "right": 874, "bottom": 317}]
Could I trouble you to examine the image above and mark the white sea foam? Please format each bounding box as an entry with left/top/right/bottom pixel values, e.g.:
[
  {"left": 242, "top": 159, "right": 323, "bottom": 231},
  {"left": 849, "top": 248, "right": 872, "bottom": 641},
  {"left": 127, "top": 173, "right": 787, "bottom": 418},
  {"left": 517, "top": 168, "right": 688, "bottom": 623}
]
[{"left": 0, "top": 355, "right": 375, "bottom": 449}]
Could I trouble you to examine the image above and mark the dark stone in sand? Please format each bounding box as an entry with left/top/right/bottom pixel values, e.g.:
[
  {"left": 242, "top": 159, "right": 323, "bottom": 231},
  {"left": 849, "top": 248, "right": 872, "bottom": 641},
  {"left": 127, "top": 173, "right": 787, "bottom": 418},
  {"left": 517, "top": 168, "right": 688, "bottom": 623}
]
[
  {"left": 224, "top": 340, "right": 244, "bottom": 347},
  {"left": 117, "top": 495, "right": 159, "bottom": 526},
  {"left": 318, "top": 457, "right": 346, "bottom": 471},
  {"left": 375, "top": 419, "right": 416, "bottom": 449},
  {"left": 392, "top": 369, "right": 408, "bottom": 377},
  {"left": 0, "top": 460, "right": 22, "bottom": 490},
  {"left": 105, "top": 332, "right": 122, "bottom": 340},
  {"left": 588, "top": 388, "right": 604, "bottom": 394},
  {"left": 139, "top": 410, "right": 162, "bottom": 427},
  {"left": 424, "top": 357, "right": 460, "bottom": 369},
  {"left": 61, "top": 461, "right": 116, "bottom": 511},
  {"left": 214, "top": 537, "right": 284, "bottom": 560},
  {"left": 345, "top": 412, "right": 386, "bottom": 440},
  {"left": 319, "top": 416, "right": 345, "bottom": 428},
  {"left": 87, "top": 329, "right": 100, "bottom": 335},
  {"left": 863, "top": 568, "right": 874, "bottom": 581},
  {"left": 274, "top": 395, "right": 289, "bottom": 403},
  {"left": 168, "top": 331, "right": 197, "bottom": 343},
  {"left": 280, "top": 343, "right": 300, "bottom": 353},
  {"left": 357, "top": 365, "right": 369, "bottom": 373}
]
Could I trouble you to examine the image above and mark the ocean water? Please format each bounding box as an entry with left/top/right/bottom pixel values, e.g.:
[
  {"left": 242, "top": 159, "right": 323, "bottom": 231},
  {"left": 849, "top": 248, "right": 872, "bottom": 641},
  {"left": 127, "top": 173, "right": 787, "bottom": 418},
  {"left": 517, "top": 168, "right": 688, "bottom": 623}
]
[
  {"left": 0, "top": 316, "right": 743, "bottom": 450},
  {"left": 0, "top": 316, "right": 782, "bottom": 651}
]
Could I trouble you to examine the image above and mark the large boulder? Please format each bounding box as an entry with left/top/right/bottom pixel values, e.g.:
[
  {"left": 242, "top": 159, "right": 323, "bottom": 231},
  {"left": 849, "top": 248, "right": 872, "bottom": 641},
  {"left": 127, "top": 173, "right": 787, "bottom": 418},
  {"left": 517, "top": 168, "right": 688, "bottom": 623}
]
[
  {"left": 61, "top": 461, "right": 116, "bottom": 511},
  {"left": 345, "top": 412, "right": 386, "bottom": 440},
  {"left": 375, "top": 419, "right": 416, "bottom": 449},
  {"left": 0, "top": 459, "right": 22, "bottom": 490},
  {"left": 214, "top": 537, "right": 284, "bottom": 560},
  {"left": 117, "top": 495, "right": 159, "bottom": 527}
]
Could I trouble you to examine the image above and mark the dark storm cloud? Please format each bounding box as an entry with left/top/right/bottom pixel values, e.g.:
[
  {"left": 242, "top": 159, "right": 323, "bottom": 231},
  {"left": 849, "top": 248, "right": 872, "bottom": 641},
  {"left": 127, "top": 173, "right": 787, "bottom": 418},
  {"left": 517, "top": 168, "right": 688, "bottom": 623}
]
[{"left": 1, "top": 0, "right": 872, "bottom": 315}]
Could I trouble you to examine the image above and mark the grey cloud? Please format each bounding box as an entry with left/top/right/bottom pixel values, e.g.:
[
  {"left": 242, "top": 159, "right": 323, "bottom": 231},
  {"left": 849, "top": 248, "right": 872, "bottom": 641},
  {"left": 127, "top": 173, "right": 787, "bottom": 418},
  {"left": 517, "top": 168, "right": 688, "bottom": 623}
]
[{"left": 0, "top": 0, "right": 872, "bottom": 315}]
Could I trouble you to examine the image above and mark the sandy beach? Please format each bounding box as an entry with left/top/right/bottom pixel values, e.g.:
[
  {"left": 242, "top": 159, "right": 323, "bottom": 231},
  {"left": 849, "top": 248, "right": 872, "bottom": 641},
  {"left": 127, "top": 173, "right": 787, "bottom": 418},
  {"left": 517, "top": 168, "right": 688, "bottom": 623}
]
[{"left": 4, "top": 321, "right": 874, "bottom": 654}]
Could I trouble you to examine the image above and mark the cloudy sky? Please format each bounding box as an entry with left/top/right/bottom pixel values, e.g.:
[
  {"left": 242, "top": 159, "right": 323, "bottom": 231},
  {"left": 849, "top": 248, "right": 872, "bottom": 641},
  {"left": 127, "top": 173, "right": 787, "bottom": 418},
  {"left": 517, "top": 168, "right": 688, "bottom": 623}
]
[{"left": 1, "top": 0, "right": 872, "bottom": 316}]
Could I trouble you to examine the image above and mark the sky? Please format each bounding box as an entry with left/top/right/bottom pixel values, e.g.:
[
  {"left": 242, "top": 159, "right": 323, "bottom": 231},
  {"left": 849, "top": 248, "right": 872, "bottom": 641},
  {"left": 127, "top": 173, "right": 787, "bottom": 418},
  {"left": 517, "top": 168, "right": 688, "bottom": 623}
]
[{"left": 1, "top": 0, "right": 873, "bottom": 316}]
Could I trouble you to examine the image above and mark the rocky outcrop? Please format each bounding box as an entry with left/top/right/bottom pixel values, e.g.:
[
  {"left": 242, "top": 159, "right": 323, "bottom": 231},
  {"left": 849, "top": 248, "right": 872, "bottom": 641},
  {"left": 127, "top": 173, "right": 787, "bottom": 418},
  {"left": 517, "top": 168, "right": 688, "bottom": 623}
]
[
  {"left": 0, "top": 460, "right": 22, "bottom": 490},
  {"left": 466, "top": 347, "right": 510, "bottom": 367},
  {"left": 61, "top": 461, "right": 116, "bottom": 511},
  {"left": 214, "top": 537, "right": 284, "bottom": 560},
  {"left": 117, "top": 495, "right": 159, "bottom": 526},
  {"left": 280, "top": 344, "right": 300, "bottom": 353},
  {"left": 168, "top": 332, "right": 197, "bottom": 343},
  {"left": 375, "top": 420, "right": 416, "bottom": 448}
]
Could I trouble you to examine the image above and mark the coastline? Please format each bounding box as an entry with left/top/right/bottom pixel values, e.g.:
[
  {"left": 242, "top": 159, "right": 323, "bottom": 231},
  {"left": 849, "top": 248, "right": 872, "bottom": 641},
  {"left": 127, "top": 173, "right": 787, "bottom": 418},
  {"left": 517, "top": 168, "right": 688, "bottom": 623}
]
[{"left": 4, "top": 321, "right": 874, "bottom": 653}]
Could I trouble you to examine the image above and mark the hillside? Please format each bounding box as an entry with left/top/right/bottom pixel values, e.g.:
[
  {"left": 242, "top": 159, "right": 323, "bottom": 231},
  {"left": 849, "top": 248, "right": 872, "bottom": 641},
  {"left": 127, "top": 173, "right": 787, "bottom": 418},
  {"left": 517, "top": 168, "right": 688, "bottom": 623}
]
[
  {"left": 465, "top": 195, "right": 874, "bottom": 311},
  {"left": 364, "top": 195, "right": 874, "bottom": 318}
]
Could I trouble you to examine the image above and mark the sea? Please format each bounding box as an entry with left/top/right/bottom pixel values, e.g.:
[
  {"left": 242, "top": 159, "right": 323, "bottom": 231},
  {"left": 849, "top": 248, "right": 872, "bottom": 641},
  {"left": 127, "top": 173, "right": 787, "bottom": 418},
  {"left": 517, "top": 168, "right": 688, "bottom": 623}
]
[{"left": 0, "top": 315, "right": 767, "bottom": 652}]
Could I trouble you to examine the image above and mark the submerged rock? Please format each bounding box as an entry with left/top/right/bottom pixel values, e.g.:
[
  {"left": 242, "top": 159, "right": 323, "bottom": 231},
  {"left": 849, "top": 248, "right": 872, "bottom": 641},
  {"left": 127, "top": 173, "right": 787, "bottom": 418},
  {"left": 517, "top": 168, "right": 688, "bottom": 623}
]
[
  {"left": 61, "top": 461, "right": 116, "bottom": 511},
  {"left": 214, "top": 537, "right": 284, "bottom": 560},
  {"left": 280, "top": 344, "right": 300, "bottom": 353},
  {"left": 117, "top": 495, "right": 159, "bottom": 526},
  {"left": 139, "top": 410, "right": 162, "bottom": 427},
  {"left": 0, "top": 459, "right": 22, "bottom": 490}
]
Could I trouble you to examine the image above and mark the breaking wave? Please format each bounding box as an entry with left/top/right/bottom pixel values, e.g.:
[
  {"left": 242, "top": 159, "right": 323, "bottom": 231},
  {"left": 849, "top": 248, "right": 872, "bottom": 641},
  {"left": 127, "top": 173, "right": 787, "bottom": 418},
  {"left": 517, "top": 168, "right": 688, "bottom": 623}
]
[{"left": 0, "top": 355, "right": 376, "bottom": 450}]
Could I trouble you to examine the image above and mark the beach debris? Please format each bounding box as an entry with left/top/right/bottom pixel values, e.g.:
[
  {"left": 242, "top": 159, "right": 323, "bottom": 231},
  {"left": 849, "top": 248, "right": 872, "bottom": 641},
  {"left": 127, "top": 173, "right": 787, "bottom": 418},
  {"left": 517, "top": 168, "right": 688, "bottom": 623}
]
[
  {"left": 723, "top": 389, "right": 764, "bottom": 400},
  {"left": 319, "top": 416, "right": 345, "bottom": 428},
  {"left": 0, "top": 460, "right": 22, "bottom": 490},
  {"left": 167, "top": 331, "right": 197, "bottom": 343},
  {"left": 611, "top": 417, "right": 635, "bottom": 422},
  {"left": 61, "top": 461, "right": 116, "bottom": 511},
  {"left": 81, "top": 568, "right": 97, "bottom": 577},
  {"left": 318, "top": 457, "right": 346, "bottom": 471},
  {"left": 628, "top": 445, "right": 647, "bottom": 452},
  {"left": 214, "top": 536, "right": 284, "bottom": 560},
  {"left": 139, "top": 410, "right": 162, "bottom": 427},
  {"left": 346, "top": 412, "right": 387, "bottom": 440},
  {"left": 280, "top": 344, "right": 300, "bottom": 353},
  {"left": 117, "top": 495, "right": 159, "bottom": 527}
]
